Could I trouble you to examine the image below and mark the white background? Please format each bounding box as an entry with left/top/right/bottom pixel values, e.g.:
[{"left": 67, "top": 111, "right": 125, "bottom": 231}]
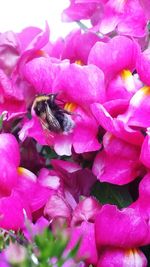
[{"left": 0, "top": 0, "right": 76, "bottom": 40}]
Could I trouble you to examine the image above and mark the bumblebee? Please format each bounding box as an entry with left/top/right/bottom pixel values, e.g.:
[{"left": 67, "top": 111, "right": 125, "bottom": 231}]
[{"left": 32, "top": 94, "right": 74, "bottom": 134}]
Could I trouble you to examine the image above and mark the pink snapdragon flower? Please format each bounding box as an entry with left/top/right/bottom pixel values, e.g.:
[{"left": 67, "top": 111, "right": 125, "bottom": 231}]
[
  {"left": 45, "top": 195, "right": 101, "bottom": 265},
  {"left": 19, "top": 57, "right": 105, "bottom": 155},
  {"left": 52, "top": 28, "right": 108, "bottom": 64},
  {"left": 41, "top": 159, "right": 96, "bottom": 221},
  {"left": 37, "top": 161, "right": 98, "bottom": 265},
  {"left": 0, "top": 133, "right": 52, "bottom": 230},
  {"left": 95, "top": 204, "right": 149, "bottom": 248},
  {"left": 62, "top": 0, "right": 101, "bottom": 22},
  {"left": 0, "top": 24, "right": 50, "bottom": 120},
  {"left": 92, "top": 132, "right": 143, "bottom": 185},
  {"left": 88, "top": 203, "right": 148, "bottom": 264},
  {"left": 91, "top": 103, "right": 144, "bottom": 146},
  {"left": 88, "top": 36, "right": 143, "bottom": 138},
  {"left": 118, "top": 48, "right": 150, "bottom": 128},
  {"left": 88, "top": 35, "right": 139, "bottom": 86},
  {"left": 63, "top": 0, "right": 148, "bottom": 38}
]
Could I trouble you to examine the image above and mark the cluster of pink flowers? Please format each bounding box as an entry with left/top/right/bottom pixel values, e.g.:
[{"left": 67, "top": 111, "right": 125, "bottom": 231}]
[{"left": 1, "top": 0, "right": 150, "bottom": 266}]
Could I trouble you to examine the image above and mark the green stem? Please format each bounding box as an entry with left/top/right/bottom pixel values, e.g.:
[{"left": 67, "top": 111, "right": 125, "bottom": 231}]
[{"left": 76, "top": 21, "right": 88, "bottom": 31}]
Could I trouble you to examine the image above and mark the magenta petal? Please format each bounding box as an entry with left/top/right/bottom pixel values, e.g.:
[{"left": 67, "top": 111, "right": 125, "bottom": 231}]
[
  {"left": 22, "top": 57, "right": 62, "bottom": 94},
  {"left": 0, "top": 155, "right": 18, "bottom": 195},
  {"left": 103, "top": 99, "right": 129, "bottom": 117},
  {"left": 51, "top": 159, "right": 81, "bottom": 173},
  {"left": 71, "top": 197, "right": 101, "bottom": 226},
  {"left": 72, "top": 106, "right": 101, "bottom": 153},
  {"left": 103, "top": 133, "right": 140, "bottom": 160},
  {"left": 16, "top": 23, "right": 50, "bottom": 74},
  {"left": 67, "top": 221, "right": 98, "bottom": 265},
  {"left": 38, "top": 168, "right": 61, "bottom": 190},
  {"left": 23, "top": 216, "right": 49, "bottom": 241},
  {"left": 0, "top": 133, "right": 20, "bottom": 167},
  {"left": 61, "top": 29, "right": 102, "bottom": 64},
  {"left": 136, "top": 49, "right": 150, "bottom": 85},
  {"left": 88, "top": 36, "right": 139, "bottom": 81},
  {"left": 0, "top": 192, "right": 25, "bottom": 230},
  {"left": 52, "top": 159, "right": 96, "bottom": 201},
  {"left": 17, "top": 27, "right": 42, "bottom": 51},
  {"left": 140, "top": 134, "right": 150, "bottom": 168},
  {"left": 92, "top": 150, "right": 141, "bottom": 185},
  {"left": 139, "top": 173, "right": 150, "bottom": 200},
  {"left": 117, "top": 0, "right": 147, "bottom": 37},
  {"left": 53, "top": 63, "right": 105, "bottom": 105},
  {"left": 91, "top": 103, "right": 144, "bottom": 146},
  {"left": 98, "top": 247, "right": 147, "bottom": 267},
  {"left": 54, "top": 134, "right": 73, "bottom": 156},
  {"left": 131, "top": 173, "right": 150, "bottom": 232},
  {"left": 121, "top": 86, "right": 150, "bottom": 128},
  {"left": 0, "top": 254, "right": 10, "bottom": 267},
  {"left": 20, "top": 22, "right": 50, "bottom": 51},
  {"left": 73, "top": 124, "right": 101, "bottom": 153},
  {"left": 0, "top": 32, "right": 19, "bottom": 74},
  {"left": 15, "top": 168, "right": 52, "bottom": 212},
  {"left": 95, "top": 205, "right": 148, "bottom": 248},
  {"left": 62, "top": 1, "right": 99, "bottom": 22},
  {"left": 44, "top": 194, "right": 72, "bottom": 223},
  {"left": 19, "top": 117, "right": 50, "bottom": 145}
]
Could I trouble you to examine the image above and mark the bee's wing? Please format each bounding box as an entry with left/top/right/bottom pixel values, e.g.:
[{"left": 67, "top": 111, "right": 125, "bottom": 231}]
[
  {"left": 39, "top": 117, "right": 55, "bottom": 146},
  {"left": 45, "top": 103, "right": 62, "bottom": 133}
]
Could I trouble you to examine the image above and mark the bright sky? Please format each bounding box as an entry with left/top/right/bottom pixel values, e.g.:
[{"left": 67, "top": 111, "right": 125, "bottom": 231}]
[{"left": 0, "top": 0, "right": 76, "bottom": 40}]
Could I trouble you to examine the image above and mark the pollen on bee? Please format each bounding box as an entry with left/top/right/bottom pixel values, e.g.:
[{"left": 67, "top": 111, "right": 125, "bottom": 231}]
[{"left": 64, "top": 102, "right": 77, "bottom": 112}]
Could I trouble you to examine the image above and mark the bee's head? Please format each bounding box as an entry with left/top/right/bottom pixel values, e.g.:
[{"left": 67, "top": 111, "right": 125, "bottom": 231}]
[{"left": 33, "top": 100, "right": 47, "bottom": 116}]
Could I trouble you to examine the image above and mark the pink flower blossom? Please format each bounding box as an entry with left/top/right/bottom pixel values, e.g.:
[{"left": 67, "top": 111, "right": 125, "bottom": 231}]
[
  {"left": 19, "top": 58, "right": 105, "bottom": 155},
  {"left": 63, "top": 0, "right": 148, "bottom": 38},
  {"left": 0, "top": 133, "right": 52, "bottom": 230},
  {"left": 92, "top": 133, "right": 143, "bottom": 185},
  {"left": 91, "top": 103, "right": 144, "bottom": 146},
  {"left": 59, "top": 28, "right": 107, "bottom": 64},
  {"left": 0, "top": 24, "right": 50, "bottom": 121},
  {"left": 88, "top": 35, "right": 140, "bottom": 84},
  {"left": 95, "top": 204, "right": 149, "bottom": 248}
]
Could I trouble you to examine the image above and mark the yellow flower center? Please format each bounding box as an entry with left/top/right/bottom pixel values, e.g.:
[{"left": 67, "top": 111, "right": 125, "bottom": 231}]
[
  {"left": 120, "top": 69, "right": 135, "bottom": 92},
  {"left": 17, "top": 167, "right": 36, "bottom": 181},
  {"left": 75, "top": 60, "right": 84, "bottom": 66},
  {"left": 141, "top": 85, "right": 150, "bottom": 95},
  {"left": 121, "top": 69, "right": 132, "bottom": 80}
]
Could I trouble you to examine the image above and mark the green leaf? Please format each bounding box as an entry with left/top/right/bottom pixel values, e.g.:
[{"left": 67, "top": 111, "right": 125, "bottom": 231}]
[
  {"left": 0, "top": 117, "right": 3, "bottom": 130},
  {"left": 91, "top": 181, "right": 133, "bottom": 208},
  {"left": 0, "top": 112, "right": 6, "bottom": 130},
  {"left": 67, "top": 238, "right": 81, "bottom": 259}
]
